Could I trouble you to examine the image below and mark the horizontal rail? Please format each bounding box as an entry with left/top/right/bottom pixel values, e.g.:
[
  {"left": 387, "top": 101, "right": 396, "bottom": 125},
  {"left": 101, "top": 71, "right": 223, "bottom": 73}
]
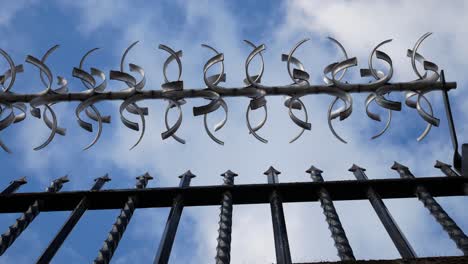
[
  {"left": 0, "top": 82, "right": 457, "bottom": 103},
  {"left": 0, "top": 176, "right": 465, "bottom": 213}
]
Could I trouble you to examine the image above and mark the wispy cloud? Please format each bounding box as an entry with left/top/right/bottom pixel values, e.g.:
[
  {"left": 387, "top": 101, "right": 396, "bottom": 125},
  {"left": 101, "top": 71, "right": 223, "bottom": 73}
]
[{"left": 1, "top": 0, "right": 467, "bottom": 263}]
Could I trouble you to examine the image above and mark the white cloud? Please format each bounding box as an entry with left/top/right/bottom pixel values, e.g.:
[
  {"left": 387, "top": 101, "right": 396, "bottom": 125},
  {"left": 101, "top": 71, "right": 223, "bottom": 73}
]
[
  {"left": 0, "top": 0, "right": 38, "bottom": 27},
  {"left": 6, "top": 0, "right": 468, "bottom": 263}
]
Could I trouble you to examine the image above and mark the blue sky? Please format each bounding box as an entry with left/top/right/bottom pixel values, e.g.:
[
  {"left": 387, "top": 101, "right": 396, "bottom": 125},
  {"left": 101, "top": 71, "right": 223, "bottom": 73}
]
[{"left": 0, "top": 0, "right": 468, "bottom": 263}]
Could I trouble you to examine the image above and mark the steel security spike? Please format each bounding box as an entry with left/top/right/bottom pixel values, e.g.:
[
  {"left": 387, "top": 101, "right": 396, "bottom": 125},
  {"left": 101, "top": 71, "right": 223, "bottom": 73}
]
[
  {"left": 220, "top": 169, "right": 238, "bottom": 185},
  {"left": 306, "top": 166, "right": 355, "bottom": 261},
  {"left": 95, "top": 173, "right": 153, "bottom": 264},
  {"left": 215, "top": 170, "right": 238, "bottom": 264},
  {"left": 263, "top": 166, "right": 291, "bottom": 264},
  {"left": 177, "top": 170, "right": 196, "bottom": 187},
  {"left": 244, "top": 41, "right": 269, "bottom": 144},
  {"left": 37, "top": 174, "right": 111, "bottom": 264},
  {"left": 74, "top": 47, "right": 111, "bottom": 150},
  {"left": 433, "top": 160, "right": 468, "bottom": 201},
  {"left": 434, "top": 160, "right": 460, "bottom": 177},
  {"left": 46, "top": 175, "right": 70, "bottom": 192},
  {"left": 0, "top": 37, "right": 456, "bottom": 148},
  {"left": 0, "top": 176, "right": 69, "bottom": 256},
  {"left": 349, "top": 164, "right": 416, "bottom": 258},
  {"left": 136, "top": 172, "right": 153, "bottom": 189},
  {"left": 264, "top": 166, "right": 281, "bottom": 184},
  {"left": 305, "top": 165, "right": 323, "bottom": 182},
  {"left": 154, "top": 171, "right": 195, "bottom": 264},
  {"left": 1, "top": 177, "right": 27, "bottom": 195},
  {"left": 392, "top": 162, "right": 468, "bottom": 255}
]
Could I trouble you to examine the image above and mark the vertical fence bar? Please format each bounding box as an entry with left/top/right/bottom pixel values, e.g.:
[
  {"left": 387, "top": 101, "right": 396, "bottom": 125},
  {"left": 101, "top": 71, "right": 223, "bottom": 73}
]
[
  {"left": 440, "top": 70, "right": 462, "bottom": 174},
  {"left": 94, "top": 173, "right": 153, "bottom": 264},
  {"left": 215, "top": 170, "right": 238, "bottom": 264},
  {"left": 392, "top": 162, "right": 468, "bottom": 255},
  {"left": 306, "top": 166, "right": 355, "bottom": 261},
  {"left": 154, "top": 171, "right": 195, "bottom": 264},
  {"left": 1, "top": 177, "right": 27, "bottom": 195},
  {"left": 36, "top": 174, "right": 111, "bottom": 264},
  {"left": 463, "top": 144, "right": 468, "bottom": 176},
  {"left": 349, "top": 164, "right": 417, "bottom": 258},
  {"left": 264, "top": 166, "right": 292, "bottom": 264},
  {"left": 0, "top": 176, "right": 69, "bottom": 256}
]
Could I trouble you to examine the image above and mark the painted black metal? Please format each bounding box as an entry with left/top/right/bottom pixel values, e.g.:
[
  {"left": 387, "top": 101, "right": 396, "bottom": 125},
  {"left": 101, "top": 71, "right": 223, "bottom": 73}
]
[
  {"left": 307, "top": 166, "right": 355, "bottom": 261},
  {"left": 349, "top": 164, "right": 416, "bottom": 258},
  {"left": 463, "top": 144, "right": 468, "bottom": 176},
  {"left": 0, "top": 176, "right": 69, "bottom": 256},
  {"left": 154, "top": 171, "right": 195, "bottom": 264},
  {"left": 94, "top": 173, "right": 153, "bottom": 264},
  {"left": 0, "top": 176, "right": 465, "bottom": 213},
  {"left": 1, "top": 177, "right": 27, "bottom": 195},
  {"left": 392, "top": 162, "right": 468, "bottom": 255},
  {"left": 435, "top": 160, "right": 460, "bottom": 177},
  {"left": 36, "top": 175, "right": 111, "bottom": 264},
  {"left": 215, "top": 170, "right": 238, "bottom": 264},
  {"left": 441, "top": 70, "right": 462, "bottom": 174},
  {"left": 264, "top": 166, "right": 292, "bottom": 264}
]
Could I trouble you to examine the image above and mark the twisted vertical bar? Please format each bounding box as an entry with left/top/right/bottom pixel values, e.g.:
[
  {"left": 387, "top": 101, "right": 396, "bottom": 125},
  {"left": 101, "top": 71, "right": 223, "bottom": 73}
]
[
  {"left": 154, "top": 170, "right": 195, "bottom": 264},
  {"left": 349, "top": 164, "right": 416, "bottom": 258},
  {"left": 392, "top": 162, "right": 468, "bottom": 255},
  {"left": 215, "top": 170, "right": 238, "bottom": 264},
  {"left": 0, "top": 176, "right": 69, "bottom": 256},
  {"left": 264, "top": 166, "right": 292, "bottom": 264},
  {"left": 94, "top": 173, "right": 153, "bottom": 264},
  {"left": 306, "top": 166, "right": 355, "bottom": 261},
  {"left": 36, "top": 174, "right": 111, "bottom": 264},
  {"left": 1, "top": 177, "right": 27, "bottom": 195}
]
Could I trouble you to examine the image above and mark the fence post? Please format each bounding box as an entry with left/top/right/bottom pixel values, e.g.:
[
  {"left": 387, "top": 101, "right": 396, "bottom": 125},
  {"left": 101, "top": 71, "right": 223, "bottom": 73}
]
[
  {"left": 307, "top": 165, "right": 355, "bottom": 261},
  {"left": 94, "top": 173, "right": 153, "bottom": 264},
  {"left": 215, "top": 170, "right": 238, "bottom": 264},
  {"left": 349, "top": 164, "right": 417, "bottom": 258},
  {"left": 392, "top": 162, "right": 468, "bottom": 255},
  {"left": 154, "top": 170, "right": 195, "bottom": 264},
  {"left": 36, "top": 174, "right": 111, "bottom": 264},
  {"left": 264, "top": 166, "right": 292, "bottom": 264}
]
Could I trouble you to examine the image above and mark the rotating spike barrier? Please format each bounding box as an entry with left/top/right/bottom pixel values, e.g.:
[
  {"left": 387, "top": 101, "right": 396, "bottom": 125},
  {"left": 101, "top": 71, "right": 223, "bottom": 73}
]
[
  {"left": 0, "top": 33, "right": 467, "bottom": 264},
  {"left": 0, "top": 33, "right": 456, "bottom": 152}
]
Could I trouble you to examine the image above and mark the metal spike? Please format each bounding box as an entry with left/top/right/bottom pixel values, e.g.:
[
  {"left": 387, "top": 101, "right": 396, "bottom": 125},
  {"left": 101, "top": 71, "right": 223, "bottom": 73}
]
[
  {"left": 263, "top": 166, "right": 291, "bottom": 264},
  {"left": 349, "top": 164, "right": 417, "bottom": 258},
  {"left": 0, "top": 37, "right": 455, "bottom": 149},
  {"left": 37, "top": 175, "right": 111, "bottom": 263},
  {"left": 154, "top": 171, "right": 195, "bottom": 264},
  {"left": 215, "top": 170, "right": 238, "bottom": 264},
  {"left": 306, "top": 166, "right": 355, "bottom": 261},
  {"left": 392, "top": 162, "right": 468, "bottom": 254},
  {"left": 1, "top": 177, "right": 27, "bottom": 195},
  {"left": 95, "top": 173, "right": 152, "bottom": 264},
  {"left": 0, "top": 176, "right": 69, "bottom": 256}
]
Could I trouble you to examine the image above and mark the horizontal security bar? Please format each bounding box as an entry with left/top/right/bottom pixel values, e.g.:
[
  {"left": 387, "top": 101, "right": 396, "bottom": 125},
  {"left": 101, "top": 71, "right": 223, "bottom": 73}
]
[
  {"left": 0, "top": 176, "right": 465, "bottom": 213},
  {"left": 0, "top": 82, "right": 457, "bottom": 103},
  {"left": 0, "top": 33, "right": 458, "bottom": 151}
]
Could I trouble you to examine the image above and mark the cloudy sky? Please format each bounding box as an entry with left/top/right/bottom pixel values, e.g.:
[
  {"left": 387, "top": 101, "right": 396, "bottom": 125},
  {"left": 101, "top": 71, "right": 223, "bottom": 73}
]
[{"left": 0, "top": 0, "right": 467, "bottom": 263}]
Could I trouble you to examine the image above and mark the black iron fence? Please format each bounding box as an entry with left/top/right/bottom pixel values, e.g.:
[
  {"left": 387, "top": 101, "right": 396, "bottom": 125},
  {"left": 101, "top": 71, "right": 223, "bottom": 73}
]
[
  {"left": 0, "top": 33, "right": 467, "bottom": 263},
  {"left": 0, "top": 158, "right": 467, "bottom": 264}
]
